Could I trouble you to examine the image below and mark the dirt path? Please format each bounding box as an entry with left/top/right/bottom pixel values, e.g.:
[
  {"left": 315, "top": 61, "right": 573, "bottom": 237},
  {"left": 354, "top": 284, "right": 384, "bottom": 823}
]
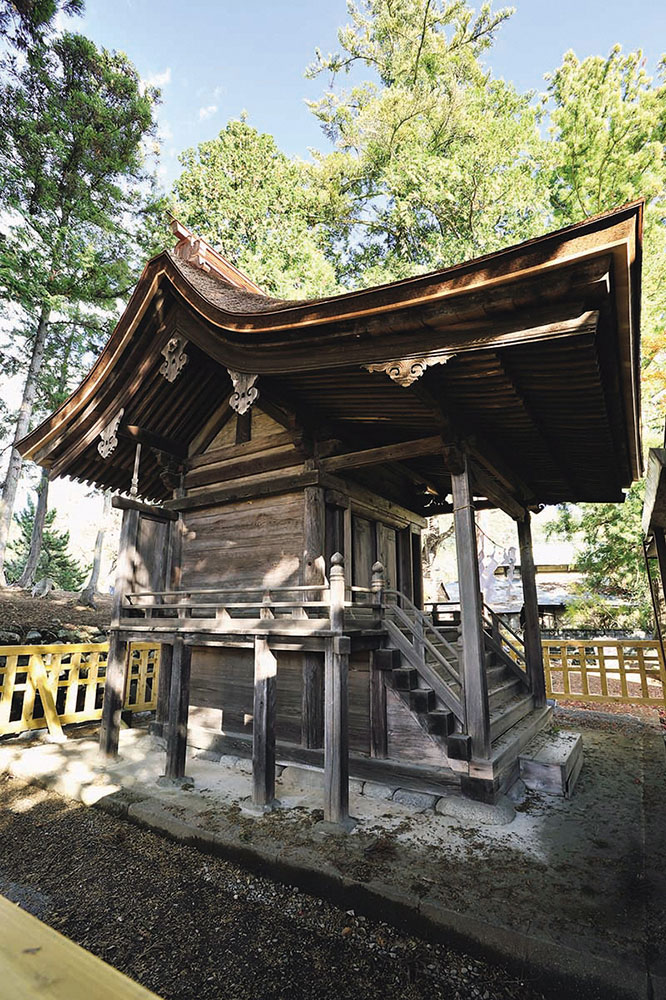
[{"left": 0, "top": 774, "right": 544, "bottom": 1000}]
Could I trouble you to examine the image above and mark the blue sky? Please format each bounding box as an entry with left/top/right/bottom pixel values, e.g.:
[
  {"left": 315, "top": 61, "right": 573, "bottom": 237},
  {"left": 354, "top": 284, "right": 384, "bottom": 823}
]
[{"left": 74, "top": 0, "right": 666, "bottom": 190}]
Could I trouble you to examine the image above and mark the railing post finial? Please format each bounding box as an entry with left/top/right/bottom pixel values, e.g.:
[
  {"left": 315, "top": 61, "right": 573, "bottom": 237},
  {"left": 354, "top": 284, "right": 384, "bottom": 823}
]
[
  {"left": 329, "top": 552, "right": 345, "bottom": 632},
  {"left": 371, "top": 561, "right": 384, "bottom": 624}
]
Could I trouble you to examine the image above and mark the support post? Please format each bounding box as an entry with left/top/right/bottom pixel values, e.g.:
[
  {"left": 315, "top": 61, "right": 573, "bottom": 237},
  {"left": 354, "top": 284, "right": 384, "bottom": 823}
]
[
  {"left": 322, "top": 552, "right": 355, "bottom": 830},
  {"left": 301, "top": 486, "right": 325, "bottom": 748},
  {"left": 252, "top": 635, "right": 278, "bottom": 810},
  {"left": 99, "top": 631, "right": 129, "bottom": 757},
  {"left": 369, "top": 649, "right": 388, "bottom": 759},
  {"left": 164, "top": 638, "right": 192, "bottom": 780},
  {"left": 517, "top": 512, "right": 547, "bottom": 708},
  {"left": 451, "top": 455, "right": 491, "bottom": 761},
  {"left": 155, "top": 641, "right": 173, "bottom": 736},
  {"left": 99, "top": 506, "right": 139, "bottom": 758}
]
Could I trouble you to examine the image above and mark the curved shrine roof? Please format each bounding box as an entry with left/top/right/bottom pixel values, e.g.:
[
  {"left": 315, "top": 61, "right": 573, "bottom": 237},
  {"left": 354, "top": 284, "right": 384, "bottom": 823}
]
[{"left": 18, "top": 202, "right": 644, "bottom": 511}]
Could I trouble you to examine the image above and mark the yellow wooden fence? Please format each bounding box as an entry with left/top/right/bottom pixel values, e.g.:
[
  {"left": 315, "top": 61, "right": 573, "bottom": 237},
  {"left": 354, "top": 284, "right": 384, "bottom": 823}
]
[
  {"left": 543, "top": 638, "right": 666, "bottom": 707},
  {"left": 0, "top": 642, "right": 160, "bottom": 739}
]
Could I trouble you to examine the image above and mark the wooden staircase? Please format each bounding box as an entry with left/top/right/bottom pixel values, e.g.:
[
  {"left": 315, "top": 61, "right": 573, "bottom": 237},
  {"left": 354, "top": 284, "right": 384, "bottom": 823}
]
[{"left": 375, "top": 594, "right": 551, "bottom": 791}]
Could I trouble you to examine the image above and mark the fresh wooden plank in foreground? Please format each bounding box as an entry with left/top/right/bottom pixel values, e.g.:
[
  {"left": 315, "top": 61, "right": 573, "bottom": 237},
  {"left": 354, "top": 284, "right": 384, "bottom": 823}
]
[{"left": 0, "top": 894, "right": 162, "bottom": 999}]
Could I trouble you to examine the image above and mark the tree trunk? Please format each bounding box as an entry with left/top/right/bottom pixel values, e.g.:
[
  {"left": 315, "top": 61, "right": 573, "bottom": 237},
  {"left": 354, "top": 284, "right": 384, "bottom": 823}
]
[
  {"left": 16, "top": 468, "right": 50, "bottom": 588},
  {"left": 79, "top": 490, "right": 112, "bottom": 607},
  {"left": 0, "top": 306, "right": 51, "bottom": 586}
]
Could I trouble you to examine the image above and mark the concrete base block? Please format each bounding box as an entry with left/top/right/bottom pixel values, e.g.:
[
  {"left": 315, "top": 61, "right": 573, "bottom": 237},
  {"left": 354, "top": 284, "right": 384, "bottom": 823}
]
[{"left": 156, "top": 774, "right": 194, "bottom": 790}]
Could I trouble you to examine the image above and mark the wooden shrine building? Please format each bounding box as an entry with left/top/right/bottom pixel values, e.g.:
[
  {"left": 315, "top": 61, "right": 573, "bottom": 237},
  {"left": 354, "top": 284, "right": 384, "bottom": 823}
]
[{"left": 18, "top": 202, "right": 643, "bottom": 820}]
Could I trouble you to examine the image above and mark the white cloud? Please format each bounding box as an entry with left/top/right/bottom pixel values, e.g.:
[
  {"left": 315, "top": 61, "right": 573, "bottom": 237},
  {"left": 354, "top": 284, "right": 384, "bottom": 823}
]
[
  {"left": 198, "top": 104, "right": 218, "bottom": 121},
  {"left": 140, "top": 67, "right": 172, "bottom": 95},
  {"left": 159, "top": 121, "right": 174, "bottom": 143}
]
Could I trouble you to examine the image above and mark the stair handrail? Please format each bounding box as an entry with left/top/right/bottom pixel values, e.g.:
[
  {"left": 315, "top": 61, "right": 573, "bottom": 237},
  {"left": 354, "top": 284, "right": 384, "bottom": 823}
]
[
  {"left": 482, "top": 602, "right": 527, "bottom": 672},
  {"left": 385, "top": 589, "right": 461, "bottom": 664}
]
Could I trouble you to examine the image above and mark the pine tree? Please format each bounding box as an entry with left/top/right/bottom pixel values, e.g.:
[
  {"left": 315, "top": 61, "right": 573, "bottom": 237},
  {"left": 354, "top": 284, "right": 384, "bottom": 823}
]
[{"left": 6, "top": 499, "right": 88, "bottom": 591}]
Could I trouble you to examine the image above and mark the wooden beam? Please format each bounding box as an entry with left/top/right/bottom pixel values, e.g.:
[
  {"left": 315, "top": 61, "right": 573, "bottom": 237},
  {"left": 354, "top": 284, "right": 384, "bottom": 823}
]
[
  {"left": 187, "top": 399, "right": 233, "bottom": 457},
  {"left": 164, "top": 638, "right": 192, "bottom": 780},
  {"left": 112, "top": 496, "right": 178, "bottom": 522},
  {"left": 465, "top": 435, "right": 537, "bottom": 506},
  {"left": 320, "top": 435, "right": 444, "bottom": 473},
  {"left": 164, "top": 468, "right": 319, "bottom": 511},
  {"left": 252, "top": 635, "right": 278, "bottom": 809},
  {"left": 451, "top": 455, "right": 491, "bottom": 760},
  {"left": 468, "top": 460, "right": 527, "bottom": 520},
  {"left": 517, "top": 513, "right": 546, "bottom": 708},
  {"left": 188, "top": 431, "right": 296, "bottom": 470},
  {"left": 119, "top": 424, "right": 188, "bottom": 459},
  {"left": 322, "top": 474, "right": 427, "bottom": 528}
]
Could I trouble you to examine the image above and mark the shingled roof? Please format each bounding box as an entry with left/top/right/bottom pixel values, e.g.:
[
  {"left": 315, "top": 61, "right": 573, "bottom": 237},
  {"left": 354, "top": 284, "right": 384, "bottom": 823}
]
[{"left": 18, "top": 202, "right": 643, "bottom": 509}]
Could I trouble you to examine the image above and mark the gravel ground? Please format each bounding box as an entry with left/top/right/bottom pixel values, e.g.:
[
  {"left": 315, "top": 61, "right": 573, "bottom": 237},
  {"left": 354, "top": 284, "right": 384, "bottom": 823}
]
[{"left": 0, "top": 774, "right": 545, "bottom": 1000}]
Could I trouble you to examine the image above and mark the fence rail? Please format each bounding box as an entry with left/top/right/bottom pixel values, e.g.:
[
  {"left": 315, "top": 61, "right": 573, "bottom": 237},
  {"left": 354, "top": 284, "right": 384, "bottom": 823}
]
[
  {"left": 543, "top": 638, "right": 666, "bottom": 707},
  {"left": 0, "top": 641, "right": 160, "bottom": 739}
]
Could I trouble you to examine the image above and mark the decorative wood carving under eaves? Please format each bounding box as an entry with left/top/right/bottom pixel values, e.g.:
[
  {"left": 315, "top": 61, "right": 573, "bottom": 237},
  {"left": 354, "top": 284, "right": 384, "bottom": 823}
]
[
  {"left": 228, "top": 370, "right": 259, "bottom": 414},
  {"left": 363, "top": 354, "right": 455, "bottom": 387},
  {"left": 159, "top": 335, "right": 188, "bottom": 383},
  {"left": 98, "top": 408, "right": 124, "bottom": 459}
]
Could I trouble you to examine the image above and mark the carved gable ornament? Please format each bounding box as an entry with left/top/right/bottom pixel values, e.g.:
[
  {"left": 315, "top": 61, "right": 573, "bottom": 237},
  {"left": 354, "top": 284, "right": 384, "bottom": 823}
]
[
  {"left": 363, "top": 354, "right": 455, "bottom": 387},
  {"left": 159, "top": 335, "right": 188, "bottom": 383},
  {"left": 98, "top": 408, "right": 124, "bottom": 459},
  {"left": 228, "top": 370, "right": 259, "bottom": 414}
]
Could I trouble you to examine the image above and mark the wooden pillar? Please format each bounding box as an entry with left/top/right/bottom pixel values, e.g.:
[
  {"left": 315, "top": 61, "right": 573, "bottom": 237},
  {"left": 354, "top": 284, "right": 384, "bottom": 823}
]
[
  {"left": 99, "top": 506, "right": 139, "bottom": 758},
  {"left": 99, "top": 631, "right": 129, "bottom": 757},
  {"left": 164, "top": 638, "right": 192, "bottom": 780},
  {"left": 369, "top": 650, "right": 388, "bottom": 759},
  {"left": 155, "top": 641, "right": 173, "bottom": 735},
  {"left": 302, "top": 486, "right": 325, "bottom": 748},
  {"left": 451, "top": 455, "right": 491, "bottom": 760},
  {"left": 323, "top": 552, "right": 354, "bottom": 830},
  {"left": 517, "top": 513, "right": 547, "bottom": 708},
  {"left": 252, "top": 635, "right": 278, "bottom": 809}
]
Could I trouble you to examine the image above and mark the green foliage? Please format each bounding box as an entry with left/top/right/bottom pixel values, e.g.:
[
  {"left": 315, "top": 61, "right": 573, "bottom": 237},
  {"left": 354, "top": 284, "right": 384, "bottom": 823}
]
[
  {"left": 546, "top": 482, "right": 653, "bottom": 630},
  {"left": 0, "top": 0, "right": 84, "bottom": 52},
  {"left": 173, "top": 118, "right": 338, "bottom": 298},
  {"left": 6, "top": 499, "right": 87, "bottom": 590},
  {"left": 0, "top": 31, "right": 164, "bottom": 314},
  {"left": 542, "top": 46, "right": 666, "bottom": 436},
  {"left": 305, "top": 0, "right": 548, "bottom": 285}
]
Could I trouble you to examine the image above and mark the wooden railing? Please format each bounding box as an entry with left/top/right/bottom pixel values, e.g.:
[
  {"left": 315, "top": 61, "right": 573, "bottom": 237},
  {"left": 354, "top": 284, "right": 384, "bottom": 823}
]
[
  {"left": 0, "top": 641, "right": 160, "bottom": 739},
  {"left": 543, "top": 638, "right": 666, "bottom": 707},
  {"left": 482, "top": 603, "right": 528, "bottom": 674},
  {"left": 121, "top": 582, "right": 380, "bottom": 635},
  {"left": 384, "top": 592, "right": 464, "bottom": 722}
]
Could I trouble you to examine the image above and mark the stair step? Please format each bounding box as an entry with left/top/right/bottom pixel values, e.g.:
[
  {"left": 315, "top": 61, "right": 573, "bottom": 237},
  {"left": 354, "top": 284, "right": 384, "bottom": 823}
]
[
  {"left": 424, "top": 710, "right": 455, "bottom": 737},
  {"left": 486, "top": 664, "right": 510, "bottom": 684},
  {"left": 488, "top": 676, "right": 524, "bottom": 707},
  {"left": 491, "top": 704, "right": 553, "bottom": 774},
  {"left": 392, "top": 668, "right": 419, "bottom": 691},
  {"left": 490, "top": 694, "right": 534, "bottom": 742},
  {"left": 409, "top": 688, "right": 436, "bottom": 713}
]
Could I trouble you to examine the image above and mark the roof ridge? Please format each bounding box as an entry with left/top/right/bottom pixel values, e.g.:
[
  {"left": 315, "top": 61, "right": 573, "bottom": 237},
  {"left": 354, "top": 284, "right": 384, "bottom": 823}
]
[{"left": 169, "top": 218, "right": 265, "bottom": 295}]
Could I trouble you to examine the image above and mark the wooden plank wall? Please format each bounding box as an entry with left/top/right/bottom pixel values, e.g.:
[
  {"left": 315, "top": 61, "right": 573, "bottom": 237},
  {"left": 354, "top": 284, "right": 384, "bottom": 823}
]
[
  {"left": 188, "top": 646, "right": 371, "bottom": 754},
  {"left": 181, "top": 491, "right": 304, "bottom": 590}
]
